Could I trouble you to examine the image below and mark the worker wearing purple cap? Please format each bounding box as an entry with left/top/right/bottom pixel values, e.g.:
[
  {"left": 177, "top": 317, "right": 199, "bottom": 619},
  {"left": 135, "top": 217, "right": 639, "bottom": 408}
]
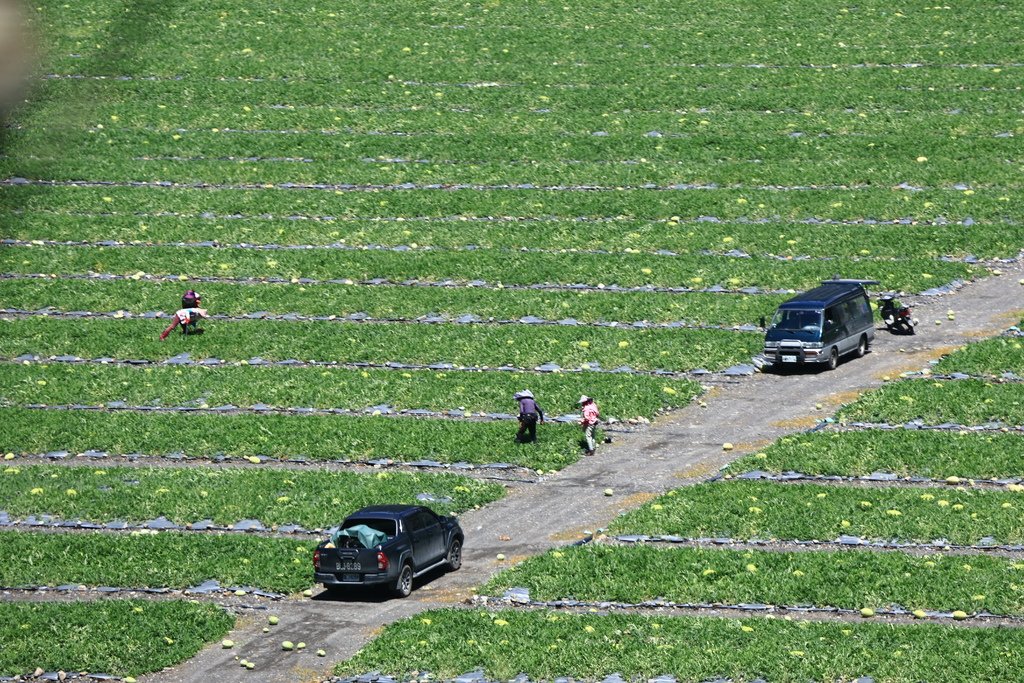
[{"left": 514, "top": 390, "right": 545, "bottom": 443}]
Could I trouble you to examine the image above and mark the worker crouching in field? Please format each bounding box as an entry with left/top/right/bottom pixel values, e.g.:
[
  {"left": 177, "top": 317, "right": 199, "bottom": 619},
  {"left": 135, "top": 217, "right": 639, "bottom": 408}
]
[
  {"left": 159, "top": 289, "right": 209, "bottom": 340},
  {"left": 514, "top": 390, "right": 545, "bottom": 443},
  {"left": 579, "top": 395, "right": 600, "bottom": 456},
  {"left": 159, "top": 306, "right": 209, "bottom": 340}
]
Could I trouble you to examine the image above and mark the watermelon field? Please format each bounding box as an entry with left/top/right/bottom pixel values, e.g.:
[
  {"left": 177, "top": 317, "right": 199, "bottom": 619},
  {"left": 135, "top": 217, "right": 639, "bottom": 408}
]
[
  {"left": 1, "top": 0, "right": 1023, "bottom": 680},
  {"left": 366, "top": 326, "right": 1024, "bottom": 683}
]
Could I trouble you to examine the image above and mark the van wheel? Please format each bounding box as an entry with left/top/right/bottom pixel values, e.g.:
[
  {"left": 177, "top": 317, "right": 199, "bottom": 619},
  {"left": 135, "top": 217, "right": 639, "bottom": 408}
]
[
  {"left": 826, "top": 347, "right": 839, "bottom": 371},
  {"left": 856, "top": 335, "right": 868, "bottom": 358},
  {"left": 392, "top": 563, "right": 413, "bottom": 598}
]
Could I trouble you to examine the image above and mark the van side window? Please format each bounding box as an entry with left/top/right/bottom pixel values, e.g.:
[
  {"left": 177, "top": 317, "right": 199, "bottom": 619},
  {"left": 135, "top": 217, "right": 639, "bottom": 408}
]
[
  {"left": 823, "top": 306, "right": 841, "bottom": 342},
  {"left": 842, "top": 298, "right": 859, "bottom": 325},
  {"left": 824, "top": 307, "right": 837, "bottom": 330},
  {"left": 856, "top": 295, "right": 871, "bottom": 325}
]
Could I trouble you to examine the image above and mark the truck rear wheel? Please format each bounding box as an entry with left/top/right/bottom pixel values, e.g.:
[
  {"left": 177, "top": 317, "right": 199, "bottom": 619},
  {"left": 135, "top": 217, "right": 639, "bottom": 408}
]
[
  {"left": 393, "top": 563, "right": 413, "bottom": 598},
  {"left": 446, "top": 539, "right": 463, "bottom": 571}
]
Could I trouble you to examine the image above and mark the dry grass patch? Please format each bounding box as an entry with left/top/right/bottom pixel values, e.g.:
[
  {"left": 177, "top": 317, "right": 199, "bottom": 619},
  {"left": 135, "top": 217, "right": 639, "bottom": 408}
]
[
  {"left": 549, "top": 526, "right": 593, "bottom": 542},
  {"left": 822, "top": 389, "right": 866, "bottom": 408},
  {"left": 676, "top": 460, "right": 722, "bottom": 479},
  {"left": 613, "top": 491, "right": 658, "bottom": 509},
  {"left": 415, "top": 585, "right": 471, "bottom": 604},
  {"left": 770, "top": 414, "right": 820, "bottom": 430}
]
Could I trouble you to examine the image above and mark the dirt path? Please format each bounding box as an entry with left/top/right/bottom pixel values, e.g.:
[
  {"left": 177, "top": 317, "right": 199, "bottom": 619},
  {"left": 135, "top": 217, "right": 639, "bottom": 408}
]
[{"left": 148, "top": 267, "right": 1023, "bottom": 683}]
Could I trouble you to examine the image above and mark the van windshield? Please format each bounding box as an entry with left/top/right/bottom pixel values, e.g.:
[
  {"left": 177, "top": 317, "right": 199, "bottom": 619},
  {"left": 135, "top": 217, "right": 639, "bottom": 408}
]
[{"left": 770, "top": 309, "right": 822, "bottom": 332}]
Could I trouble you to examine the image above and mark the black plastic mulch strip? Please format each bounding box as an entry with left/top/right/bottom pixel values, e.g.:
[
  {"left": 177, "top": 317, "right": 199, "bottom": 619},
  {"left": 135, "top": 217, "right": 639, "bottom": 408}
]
[
  {"left": 1, "top": 579, "right": 282, "bottom": 600},
  {"left": 8, "top": 450, "right": 542, "bottom": 480},
  {"left": 31, "top": 62, "right": 1024, "bottom": 82},
  {"left": 898, "top": 370, "right": 1024, "bottom": 383},
  {"left": 0, "top": 306, "right": 765, "bottom": 334},
  {"left": 9, "top": 207, "right": 1015, "bottom": 229},
  {"left": 3, "top": 351, "right": 759, "bottom": 381},
  {"left": 0, "top": 511, "right": 321, "bottom": 538},
  {"left": 0, "top": 672, "right": 131, "bottom": 682},
  {"left": 0, "top": 270, "right": 794, "bottom": 296},
  {"left": 472, "top": 592, "right": 1024, "bottom": 626},
  {"left": 826, "top": 420, "right": 1024, "bottom": 433},
  {"left": 718, "top": 469, "right": 1023, "bottom": 489},
  {"left": 19, "top": 401, "right": 597, "bottom": 425},
  {"left": 326, "top": 670, "right": 880, "bottom": 683},
  {"left": 610, "top": 534, "right": 1024, "bottom": 554},
  {"left": 0, "top": 238, "right": 998, "bottom": 266},
  {"left": 1, "top": 175, "right": 997, "bottom": 193}
]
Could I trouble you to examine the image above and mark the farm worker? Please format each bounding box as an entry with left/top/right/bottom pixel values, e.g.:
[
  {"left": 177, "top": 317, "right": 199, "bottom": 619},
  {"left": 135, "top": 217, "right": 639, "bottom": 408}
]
[
  {"left": 514, "top": 390, "right": 545, "bottom": 443},
  {"left": 579, "top": 395, "right": 600, "bottom": 456},
  {"left": 159, "top": 306, "right": 209, "bottom": 340},
  {"left": 181, "top": 289, "right": 201, "bottom": 309}
]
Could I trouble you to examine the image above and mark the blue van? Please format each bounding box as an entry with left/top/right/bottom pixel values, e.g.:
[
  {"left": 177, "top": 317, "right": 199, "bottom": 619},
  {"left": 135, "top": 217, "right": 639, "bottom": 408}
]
[{"left": 762, "top": 279, "right": 877, "bottom": 370}]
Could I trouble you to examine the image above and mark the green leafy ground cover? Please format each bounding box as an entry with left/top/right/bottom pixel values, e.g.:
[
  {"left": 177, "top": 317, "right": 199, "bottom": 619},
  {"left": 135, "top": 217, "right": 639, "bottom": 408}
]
[
  {"left": 0, "top": 464, "right": 502, "bottom": 527},
  {"left": 724, "top": 430, "right": 1024, "bottom": 480},
  {"left": 11, "top": 73, "right": 1022, "bottom": 144},
  {"left": 27, "top": 0, "right": 1024, "bottom": 69},
  {"left": 18, "top": 61, "right": 1020, "bottom": 110},
  {"left": 6, "top": 129, "right": 1021, "bottom": 188},
  {"left": 0, "top": 600, "right": 234, "bottom": 677},
  {"left": 4, "top": 182, "right": 1016, "bottom": 222},
  {"left": 0, "top": 531, "right": 314, "bottom": 593},
  {"left": 334, "top": 608, "right": 1024, "bottom": 682},
  {"left": 933, "top": 334, "right": 1024, "bottom": 376},
  {"left": 837, "top": 380, "right": 1024, "bottom": 426},
  {"left": 480, "top": 543, "right": 1024, "bottom": 615},
  {"left": 9, "top": 0, "right": 1024, "bottom": 677},
  {"left": 0, "top": 316, "right": 761, "bottom": 373},
  {"left": 609, "top": 481, "right": 1024, "bottom": 546},
  {"left": 0, "top": 243, "right": 975, "bottom": 293},
  {"left": 4, "top": 184, "right": 1020, "bottom": 249},
  {"left": 0, "top": 362, "right": 700, "bottom": 419},
  {"left": 0, "top": 408, "right": 585, "bottom": 471},
  {"left": 6, "top": 212, "right": 1024, "bottom": 260},
  {"left": 0, "top": 279, "right": 784, "bottom": 328}
]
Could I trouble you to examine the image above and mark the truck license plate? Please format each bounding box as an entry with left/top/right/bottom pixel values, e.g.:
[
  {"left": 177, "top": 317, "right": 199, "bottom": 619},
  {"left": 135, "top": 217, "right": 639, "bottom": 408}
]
[
  {"left": 341, "top": 573, "right": 360, "bottom": 582},
  {"left": 782, "top": 355, "right": 797, "bottom": 363},
  {"left": 336, "top": 561, "right": 360, "bottom": 572}
]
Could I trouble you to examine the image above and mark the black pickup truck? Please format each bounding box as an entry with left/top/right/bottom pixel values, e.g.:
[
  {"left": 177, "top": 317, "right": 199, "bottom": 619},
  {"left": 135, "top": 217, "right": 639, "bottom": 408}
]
[{"left": 313, "top": 504, "right": 464, "bottom": 598}]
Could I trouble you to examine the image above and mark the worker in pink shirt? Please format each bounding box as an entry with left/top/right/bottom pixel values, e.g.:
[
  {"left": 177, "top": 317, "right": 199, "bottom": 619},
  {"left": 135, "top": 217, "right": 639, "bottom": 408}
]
[
  {"left": 159, "top": 289, "right": 209, "bottom": 340},
  {"left": 159, "top": 306, "right": 209, "bottom": 340},
  {"left": 579, "top": 395, "right": 600, "bottom": 456}
]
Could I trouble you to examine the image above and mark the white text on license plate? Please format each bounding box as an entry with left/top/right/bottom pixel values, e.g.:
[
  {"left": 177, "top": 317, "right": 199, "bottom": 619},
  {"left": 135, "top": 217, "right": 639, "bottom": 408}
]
[{"left": 336, "top": 561, "right": 360, "bottom": 572}]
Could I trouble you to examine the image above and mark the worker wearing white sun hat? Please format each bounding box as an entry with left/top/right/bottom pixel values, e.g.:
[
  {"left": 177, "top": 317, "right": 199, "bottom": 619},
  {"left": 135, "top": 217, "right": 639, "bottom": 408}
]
[{"left": 579, "top": 395, "right": 600, "bottom": 456}]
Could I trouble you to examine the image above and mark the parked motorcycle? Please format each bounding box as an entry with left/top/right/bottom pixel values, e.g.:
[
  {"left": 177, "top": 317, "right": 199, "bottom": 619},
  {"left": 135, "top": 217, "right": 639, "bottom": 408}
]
[{"left": 879, "top": 295, "right": 916, "bottom": 335}]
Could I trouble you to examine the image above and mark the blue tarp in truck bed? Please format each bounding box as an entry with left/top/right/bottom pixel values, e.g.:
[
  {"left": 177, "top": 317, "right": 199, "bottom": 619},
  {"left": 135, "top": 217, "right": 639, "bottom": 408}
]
[{"left": 332, "top": 524, "right": 388, "bottom": 549}]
